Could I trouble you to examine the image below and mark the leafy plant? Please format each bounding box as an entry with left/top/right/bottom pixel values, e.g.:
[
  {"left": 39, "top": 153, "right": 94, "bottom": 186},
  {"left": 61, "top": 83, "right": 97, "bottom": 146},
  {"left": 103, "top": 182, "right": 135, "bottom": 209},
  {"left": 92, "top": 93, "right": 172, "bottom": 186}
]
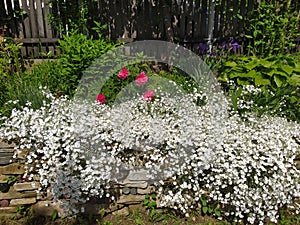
[
  {"left": 245, "top": 0, "right": 300, "bottom": 56},
  {"left": 16, "top": 205, "right": 29, "bottom": 216},
  {"left": 200, "top": 196, "right": 221, "bottom": 217}
]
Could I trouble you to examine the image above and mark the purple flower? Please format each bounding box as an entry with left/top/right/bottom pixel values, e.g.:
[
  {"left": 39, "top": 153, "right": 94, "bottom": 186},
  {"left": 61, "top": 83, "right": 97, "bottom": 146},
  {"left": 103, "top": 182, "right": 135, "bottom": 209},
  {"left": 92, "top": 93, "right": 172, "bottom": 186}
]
[
  {"left": 198, "top": 43, "right": 208, "bottom": 55},
  {"left": 231, "top": 42, "right": 239, "bottom": 52}
]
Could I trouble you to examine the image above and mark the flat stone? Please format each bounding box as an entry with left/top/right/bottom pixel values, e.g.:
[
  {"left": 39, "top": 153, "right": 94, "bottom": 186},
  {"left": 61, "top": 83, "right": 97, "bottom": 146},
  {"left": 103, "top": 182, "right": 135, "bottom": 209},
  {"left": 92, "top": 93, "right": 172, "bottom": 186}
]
[
  {"left": 127, "top": 169, "right": 149, "bottom": 181},
  {"left": 0, "top": 163, "right": 25, "bottom": 175},
  {"left": 0, "top": 157, "right": 13, "bottom": 165},
  {"left": 0, "top": 188, "right": 36, "bottom": 200},
  {"left": 137, "top": 185, "right": 155, "bottom": 195},
  {"left": 0, "top": 141, "right": 16, "bottom": 149},
  {"left": 122, "top": 181, "right": 148, "bottom": 189},
  {"left": 10, "top": 197, "right": 36, "bottom": 206},
  {"left": 0, "top": 207, "right": 16, "bottom": 214},
  {"left": 30, "top": 201, "right": 65, "bottom": 217},
  {"left": 117, "top": 194, "right": 145, "bottom": 204},
  {"left": 13, "top": 182, "right": 40, "bottom": 191},
  {"left": 112, "top": 207, "right": 129, "bottom": 216},
  {"left": 0, "top": 149, "right": 14, "bottom": 153}
]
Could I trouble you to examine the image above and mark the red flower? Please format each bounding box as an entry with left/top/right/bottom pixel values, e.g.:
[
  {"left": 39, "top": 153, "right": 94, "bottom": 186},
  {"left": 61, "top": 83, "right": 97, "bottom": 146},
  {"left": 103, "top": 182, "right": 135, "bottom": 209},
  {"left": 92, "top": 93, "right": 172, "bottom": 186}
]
[
  {"left": 96, "top": 94, "right": 106, "bottom": 104},
  {"left": 118, "top": 67, "right": 129, "bottom": 80},
  {"left": 143, "top": 90, "right": 155, "bottom": 101},
  {"left": 135, "top": 72, "right": 148, "bottom": 86}
]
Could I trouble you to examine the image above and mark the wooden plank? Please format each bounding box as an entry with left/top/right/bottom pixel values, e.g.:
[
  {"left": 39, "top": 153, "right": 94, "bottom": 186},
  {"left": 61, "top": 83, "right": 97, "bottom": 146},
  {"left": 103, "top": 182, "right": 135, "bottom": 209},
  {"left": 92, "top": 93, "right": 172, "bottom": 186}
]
[
  {"left": 193, "top": 0, "right": 201, "bottom": 40},
  {"left": 43, "top": 0, "right": 55, "bottom": 55},
  {"left": 36, "top": 0, "right": 46, "bottom": 54},
  {"left": 199, "top": 0, "right": 207, "bottom": 40},
  {"left": 16, "top": 38, "right": 59, "bottom": 44},
  {"left": 29, "top": 0, "right": 39, "bottom": 57}
]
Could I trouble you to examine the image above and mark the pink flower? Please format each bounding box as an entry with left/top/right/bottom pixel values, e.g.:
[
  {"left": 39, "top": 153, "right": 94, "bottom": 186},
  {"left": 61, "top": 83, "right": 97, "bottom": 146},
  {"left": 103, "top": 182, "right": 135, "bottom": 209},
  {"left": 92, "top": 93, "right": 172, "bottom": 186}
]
[
  {"left": 118, "top": 67, "right": 129, "bottom": 80},
  {"left": 96, "top": 93, "right": 106, "bottom": 104},
  {"left": 135, "top": 72, "right": 148, "bottom": 86},
  {"left": 143, "top": 90, "right": 155, "bottom": 101}
]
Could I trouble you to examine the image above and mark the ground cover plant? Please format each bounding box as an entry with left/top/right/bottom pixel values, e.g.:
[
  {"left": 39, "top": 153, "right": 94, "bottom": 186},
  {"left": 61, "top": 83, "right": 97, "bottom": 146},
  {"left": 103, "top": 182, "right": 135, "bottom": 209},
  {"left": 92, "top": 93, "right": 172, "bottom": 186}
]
[{"left": 0, "top": 61, "right": 299, "bottom": 224}]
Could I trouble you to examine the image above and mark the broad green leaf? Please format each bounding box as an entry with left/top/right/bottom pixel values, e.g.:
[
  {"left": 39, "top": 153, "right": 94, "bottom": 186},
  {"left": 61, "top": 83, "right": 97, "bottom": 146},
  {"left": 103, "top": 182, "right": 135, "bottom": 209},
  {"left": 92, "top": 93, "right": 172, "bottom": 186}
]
[
  {"left": 237, "top": 78, "right": 251, "bottom": 85},
  {"left": 259, "top": 59, "right": 274, "bottom": 68},
  {"left": 280, "top": 65, "right": 294, "bottom": 76},
  {"left": 224, "top": 61, "right": 237, "bottom": 67},
  {"left": 229, "top": 70, "right": 256, "bottom": 79},
  {"left": 244, "top": 59, "right": 259, "bottom": 70},
  {"left": 254, "top": 73, "right": 271, "bottom": 86},
  {"left": 274, "top": 75, "right": 285, "bottom": 87},
  {"left": 288, "top": 75, "right": 300, "bottom": 86}
]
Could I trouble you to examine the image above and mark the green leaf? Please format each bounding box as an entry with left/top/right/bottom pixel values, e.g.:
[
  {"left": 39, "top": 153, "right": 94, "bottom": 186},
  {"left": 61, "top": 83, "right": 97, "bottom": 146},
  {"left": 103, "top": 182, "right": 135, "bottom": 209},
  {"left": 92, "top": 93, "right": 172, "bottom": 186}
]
[
  {"left": 51, "top": 209, "right": 58, "bottom": 221},
  {"left": 224, "top": 61, "right": 237, "bottom": 68},
  {"left": 254, "top": 73, "right": 271, "bottom": 86},
  {"left": 280, "top": 65, "right": 294, "bottom": 76},
  {"left": 202, "top": 206, "right": 208, "bottom": 214},
  {"left": 274, "top": 75, "right": 285, "bottom": 87},
  {"left": 259, "top": 59, "right": 274, "bottom": 68},
  {"left": 244, "top": 59, "right": 259, "bottom": 70},
  {"left": 214, "top": 208, "right": 221, "bottom": 217},
  {"left": 288, "top": 75, "right": 300, "bottom": 86}
]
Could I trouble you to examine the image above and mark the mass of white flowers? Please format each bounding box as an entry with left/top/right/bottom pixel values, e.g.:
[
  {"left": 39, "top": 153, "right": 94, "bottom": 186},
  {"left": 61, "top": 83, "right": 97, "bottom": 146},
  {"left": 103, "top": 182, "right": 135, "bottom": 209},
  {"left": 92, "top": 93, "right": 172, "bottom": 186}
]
[{"left": 0, "top": 85, "right": 299, "bottom": 223}]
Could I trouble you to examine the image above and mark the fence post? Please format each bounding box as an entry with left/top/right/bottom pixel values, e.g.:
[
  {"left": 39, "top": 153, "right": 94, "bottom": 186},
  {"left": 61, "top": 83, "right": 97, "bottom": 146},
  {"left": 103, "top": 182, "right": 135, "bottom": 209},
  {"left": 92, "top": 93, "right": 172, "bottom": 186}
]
[{"left": 207, "top": 0, "right": 215, "bottom": 53}]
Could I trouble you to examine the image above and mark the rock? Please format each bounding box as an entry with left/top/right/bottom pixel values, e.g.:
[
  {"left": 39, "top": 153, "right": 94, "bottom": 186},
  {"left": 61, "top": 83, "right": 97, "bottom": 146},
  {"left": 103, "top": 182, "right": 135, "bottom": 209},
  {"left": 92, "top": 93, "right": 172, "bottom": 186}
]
[
  {"left": 13, "top": 182, "right": 40, "bottom": 191},
  {"left": 0, "top": 188, "right": 36, "bottom": 200},
  {"left": 0, "top": 141, "right": 16, "bottom": 149},
  {"left": 127, "top": 169, "right": 149, "bottom": 181},
  {"left": 0, "top": 207, "right": 16, "bottom": 214},
  {"left": 117, "top": 195, "right": 145, "bottom": 204},
  {"left": 122, "top": 187, "right": 130, "bottom": 195},
  {"left": 137, "top": 185, "right": 155, "bottom": 195},
  {"left": 0, "top": 199, "right": 9, "bottom": 207},
  {"left": 30, "top": 201, "right": 65, "bottom": 217},
  {"left": 112, "top": 207, "right": 129, "bottom": 216},
  {"left": 10, "top": 197, "right": 36, "bottom": 206},
  {"left": 0, "top": 163, "right": 25, "bottom": 175},
  {"left": 130, "top": 187, "right": 137, "bottom": 195}
]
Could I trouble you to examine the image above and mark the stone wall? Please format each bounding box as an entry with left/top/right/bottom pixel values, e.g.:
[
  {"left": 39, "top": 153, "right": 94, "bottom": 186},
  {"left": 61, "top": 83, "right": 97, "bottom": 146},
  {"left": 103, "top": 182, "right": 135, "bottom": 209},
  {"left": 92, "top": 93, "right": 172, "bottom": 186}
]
[
  {"left": 0, "top": 139, "right": 156, "bottom": 217},
  {"left": 1, "top": 138, "right": 300, "bottom": 217}
]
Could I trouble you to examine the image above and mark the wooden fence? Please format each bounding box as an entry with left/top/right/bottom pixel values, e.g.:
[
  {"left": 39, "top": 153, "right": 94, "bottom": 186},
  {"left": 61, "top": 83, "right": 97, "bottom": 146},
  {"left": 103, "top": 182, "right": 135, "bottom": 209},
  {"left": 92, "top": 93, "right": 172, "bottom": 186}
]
[{"left": 0, "top": 0, "right": 299, "bottom": 58}]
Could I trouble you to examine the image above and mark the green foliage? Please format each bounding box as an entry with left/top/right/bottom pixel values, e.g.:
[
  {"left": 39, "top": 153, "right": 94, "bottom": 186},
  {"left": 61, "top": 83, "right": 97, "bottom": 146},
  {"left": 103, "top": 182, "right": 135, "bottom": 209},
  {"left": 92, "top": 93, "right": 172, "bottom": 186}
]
[
  {"left": 57, "top": 27, "right": 118, "bottom": 96},
  {"left": 16, "top": 205, "right": 29, "bottom": 216},
  {"left": 200, "top": 196, "right": 221, "bottom": 217},
  {"left": 245, "top": 0, "right": 299, "bottom": 56},
  {"left": 218, "top": 55, "right": 300, "bottom": 88},
  {"left": 218, "top": 55, "right": 300, "bottom": 122},
  {"left": 142, "top": 194, "right": 167, "bottom": 223}
]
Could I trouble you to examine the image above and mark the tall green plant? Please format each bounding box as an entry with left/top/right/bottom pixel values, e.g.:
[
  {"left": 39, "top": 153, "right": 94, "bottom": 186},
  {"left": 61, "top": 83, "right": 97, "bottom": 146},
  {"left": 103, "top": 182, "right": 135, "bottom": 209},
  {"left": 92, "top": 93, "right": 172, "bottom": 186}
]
[{"left": 246, "top": 0, "right": 299, "bottom": 56}]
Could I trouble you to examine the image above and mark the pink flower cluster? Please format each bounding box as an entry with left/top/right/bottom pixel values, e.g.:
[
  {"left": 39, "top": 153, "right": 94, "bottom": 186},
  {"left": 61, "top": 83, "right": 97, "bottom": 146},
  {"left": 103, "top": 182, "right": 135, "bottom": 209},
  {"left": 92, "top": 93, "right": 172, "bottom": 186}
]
[{"left": 96, "top": 67, "right": 155, "bottom": 103}]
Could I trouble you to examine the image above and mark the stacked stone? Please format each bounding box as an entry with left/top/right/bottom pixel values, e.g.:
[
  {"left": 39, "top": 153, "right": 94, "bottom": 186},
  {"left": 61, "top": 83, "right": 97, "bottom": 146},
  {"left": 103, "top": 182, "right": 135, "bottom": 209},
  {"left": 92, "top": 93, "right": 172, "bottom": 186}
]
[{"left": 0, "top": 140, "right": 38, "bottom": 215}]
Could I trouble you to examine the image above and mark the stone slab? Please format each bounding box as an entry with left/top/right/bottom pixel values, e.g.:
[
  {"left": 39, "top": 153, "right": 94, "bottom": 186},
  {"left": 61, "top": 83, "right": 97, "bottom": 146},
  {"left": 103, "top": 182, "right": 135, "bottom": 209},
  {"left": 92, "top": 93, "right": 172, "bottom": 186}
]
[
  {"left": 10, "top": 197, "right": 36, "bottom": 206},
  {"left": 0, "top": 156, "right": 13, "bottom": 165},
  {"left": 13, "top": 182, "right": 40, "bottom": 191},
  {"left": 137, "top": 186, "right": 155, "bottom": 195},
  {"left": 0, "top": 207, "right": 17, "bottom": 214},
  {"left": 112, "top": 207, "right": 129, "bottom": 216},
  {"left": 30, "top": 201, "right": 65, "bottom": 217},
  {"left": 0, "top": 163, "right": 25, "bottom": 175},
  {"left": 0, "top": 141, "right": 16, "bottom": 148},
  {"left": 121, "top": 181, "right": 148, "bottom": 189},
  {"left": 0, "top": 149, "right": 14, "bottom": 153},
  {"left": 117, "top": 194, "right": 145, "bottom": 204},
  {"left": 0, "top": 188, "right": 36, "bottom": 200}
]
